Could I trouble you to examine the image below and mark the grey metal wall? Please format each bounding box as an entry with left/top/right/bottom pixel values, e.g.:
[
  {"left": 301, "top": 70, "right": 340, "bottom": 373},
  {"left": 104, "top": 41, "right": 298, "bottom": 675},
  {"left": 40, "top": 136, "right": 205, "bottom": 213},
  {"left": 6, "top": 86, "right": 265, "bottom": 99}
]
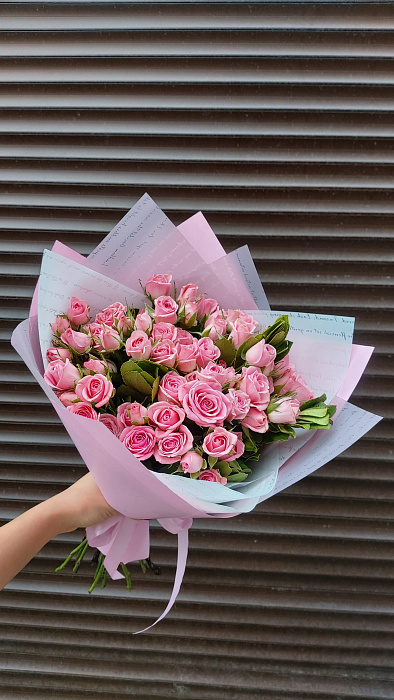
[{"left": 1, "top": 2, "right": 393, "bottom": 698}]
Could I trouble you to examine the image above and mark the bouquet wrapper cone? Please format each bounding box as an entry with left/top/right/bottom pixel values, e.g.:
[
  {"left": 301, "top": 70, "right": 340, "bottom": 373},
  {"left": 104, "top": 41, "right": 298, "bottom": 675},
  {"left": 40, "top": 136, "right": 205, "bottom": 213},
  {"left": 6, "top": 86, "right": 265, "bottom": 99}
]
[{"left": 11, "top": 194, "right": 382, "bottom": 633}]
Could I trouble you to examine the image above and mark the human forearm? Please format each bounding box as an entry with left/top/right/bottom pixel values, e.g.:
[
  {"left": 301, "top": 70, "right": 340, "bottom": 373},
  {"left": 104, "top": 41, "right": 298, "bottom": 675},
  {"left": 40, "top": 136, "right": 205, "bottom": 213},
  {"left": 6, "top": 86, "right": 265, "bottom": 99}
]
[
  {"left": 0, "top": 473, "right": 118, "bottom": 590},
  {"left": 0, "top": 497, "right": 66, "bottom": 590}
]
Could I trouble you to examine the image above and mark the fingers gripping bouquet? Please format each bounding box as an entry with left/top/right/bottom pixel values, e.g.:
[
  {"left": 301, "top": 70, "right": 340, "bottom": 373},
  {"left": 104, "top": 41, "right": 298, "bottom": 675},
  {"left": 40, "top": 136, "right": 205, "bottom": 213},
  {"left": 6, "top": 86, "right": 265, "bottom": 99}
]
[{"left": 12, "top": 194, "right": 381, "bottom": 633}]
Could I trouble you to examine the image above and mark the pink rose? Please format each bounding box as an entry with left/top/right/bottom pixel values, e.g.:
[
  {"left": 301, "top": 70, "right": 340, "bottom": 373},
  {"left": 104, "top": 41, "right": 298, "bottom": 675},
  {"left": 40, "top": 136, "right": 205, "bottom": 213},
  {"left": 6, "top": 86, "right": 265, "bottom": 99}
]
[
  {"left": 195, "top": 337, "right": 221, "bottom": 369},
  {"left": 182, "top": 301, "right": 198, "bottom": 325},
  {"left": 204, "top": 310, "right": 227, "bottom": 341},
  {"left": 125, "top": 330, "right": 152, "bottom": 360},
  {"left": 180, "top": 450, "right": 204, "bottom": 474},
  {"left": 95, "top": 302, "right": 126, "bottom": 327},
  {"left": 179, "top": 380, "right": 231, "bottom": 427},
  {"left": 88, "top": 323, "right": 122, "bottom": 352},
  {"left": 44, "top": 358, "right": 81, "bottom": 391},
  {"left": 154, "top": 296, "right": 178, "bottom": 324},
  {"left": 134, "top": 309, "right": 153, "bottom": 333},
  {"left": 242, "top": 407, "right": 269, "bottom": 433},
  {"left": 268, "top": 397, "right": 300, "bottom": 424},
  {"left": 60, "top": 328, "right": 92, "bottom": 354},
  {"left": 145, "top": 274, "right": 172, "bottom": 299},
  {"left": 175, "top": 327, "right": 195, "bottom": 345},
  {"left": 177, "top": 283, "right": 198, "bottom": 306},
  {"left": 151, "top": 322, "right": 177, "bottom": 343},
  {"left": 176, "top": 341, "right": 198, "bottom": 373},
  {"left": 120, "top": 425, "right": 156, "bottom": 461},
  {"left": 67, "top": 402, "right": 99, "bottom": 420},
  {"left": 57, "top": 390, "right": 78, "bottom": 407},
  {"left": 148, "top": 402, "right": 185, "bottom": 433},
  {"left": 198, "top": 468, "right": 227, "bottom": 486},
  {"left": 274, "top": 367, "right": 313, "bottom": 404},
  {"left": 75, "top": 374, "right": 114, "bottom": 408},
  {"left": 66, "top": 296, "right": 90, "bottom": 326},
  {"left": 83, "top": 358, "right": 109, "bottom": 375},
  {"left": 196, "top": 296, "right": 218, "bottom": 321},
  {"left": 51, "top": 316, "right": 70, "bottom": 335},
  {"left": 117, "top": 402, "right": 148, "bottom": 429},
  {"left": 150, "top": 339, "right": 177, "bottom": 367},
  {"left": 46, "top": 347, "right": 72, "bottom": 362},
  {"left": 157, "top": 371, "right": 187, "bottom": 405},
  {"left": 245, "top": 339, "right": 276, "bottom": 369},
  {"left": 203, "top": 427, "right": 238, "bottom": 459},
  {"left": 228, "top": 317, "right": 255, "bottom": 349},
  {"left": 99, "top": 413, "right": 121, "bottom": 436},
  {"left": 227, "top": 388, "right": 251, "bottom": 421},
  {"left": 185, "top": 370, "right": 222, "bottom": 389},
  {"left": 154, "top": 424, "right": 193, "bottom": 464},
  {"left": 237, "top": 366, "right": 271, "bottom": 410},
  {"left": 200, "top": 361, "right": 235, "bottom": 387}
]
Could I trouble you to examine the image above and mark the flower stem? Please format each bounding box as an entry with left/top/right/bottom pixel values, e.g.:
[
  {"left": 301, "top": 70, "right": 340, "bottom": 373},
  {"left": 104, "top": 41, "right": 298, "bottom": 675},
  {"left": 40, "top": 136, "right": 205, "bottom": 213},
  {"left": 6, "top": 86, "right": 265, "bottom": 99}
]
[{"left": 55, "top": 537, "right": 87, "bottom": 572}]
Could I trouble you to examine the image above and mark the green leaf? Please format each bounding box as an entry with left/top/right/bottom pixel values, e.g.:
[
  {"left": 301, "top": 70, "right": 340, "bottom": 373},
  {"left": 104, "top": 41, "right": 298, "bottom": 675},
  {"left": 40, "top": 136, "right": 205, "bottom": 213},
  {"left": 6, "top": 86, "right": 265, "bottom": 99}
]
[
  {"left": 218, "top": 461, "right": 232, "bottom": 477},
  {"left": 190, "top": 470, "right": 201, "bottom": 479},
  {"left": 208, "top": 455, "right": 218, "bottom": 468},
  {"left": 237, "top": 333, "right": 263, "bottom": 360},
  {"left": 121, "top": 369, "right": 153, "bottom": 395},
  {"left": 227, "top": 472, "right": 248, "bottom": 482},
  {"left": 299, "top": 394, "right": 327, "bottom": 411},
  {"left": 213, "top": 337, "right": 236, "bottom": 366},
  {"left": 262, "top": 315, "right": 290, "bottom": 347},
  {"left": 241, "top": 426, "right": 258, "bottom": 452},
  {"left": 151, "top": 375, "right": 160, "bottom": 401}
]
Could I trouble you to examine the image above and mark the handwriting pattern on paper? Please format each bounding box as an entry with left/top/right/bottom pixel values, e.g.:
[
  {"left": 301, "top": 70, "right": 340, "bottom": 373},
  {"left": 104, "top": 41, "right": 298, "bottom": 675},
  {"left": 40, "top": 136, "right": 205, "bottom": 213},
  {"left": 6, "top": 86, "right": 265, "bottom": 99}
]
[
  {"left": 37, "top": 250, "right": 146, "bottom": 362},
  {"left": 261, "top": 402, "right": 382, "bottom": 502},
  {"left": 245, "top": 309, "right": 355, "bottom": 402}
]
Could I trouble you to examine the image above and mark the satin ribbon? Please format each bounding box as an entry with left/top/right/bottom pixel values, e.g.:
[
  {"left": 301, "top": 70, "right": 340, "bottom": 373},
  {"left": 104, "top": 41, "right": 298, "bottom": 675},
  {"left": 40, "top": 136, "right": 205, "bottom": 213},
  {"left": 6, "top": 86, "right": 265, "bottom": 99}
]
[{"left": 87, "top": 515, "right": 192, "bottom": 634}]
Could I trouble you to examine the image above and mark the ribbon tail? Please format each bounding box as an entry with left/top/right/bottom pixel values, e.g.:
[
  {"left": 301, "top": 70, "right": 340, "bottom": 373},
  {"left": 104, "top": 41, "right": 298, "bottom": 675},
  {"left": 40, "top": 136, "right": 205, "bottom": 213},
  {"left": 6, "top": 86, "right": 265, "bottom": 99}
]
[{"left": 133, "top": 526, "right": 189, "bottom": 635}]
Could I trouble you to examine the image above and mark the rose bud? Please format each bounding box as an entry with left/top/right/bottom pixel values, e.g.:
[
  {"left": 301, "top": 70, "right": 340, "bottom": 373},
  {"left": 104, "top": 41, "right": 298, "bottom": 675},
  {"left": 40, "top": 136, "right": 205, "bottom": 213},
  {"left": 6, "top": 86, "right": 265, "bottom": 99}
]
[
  {"left": 150, "top": 339, "right": 177, "bottom": 367},
  {"left": 241, "top": 407, "right": 269, "bottom": 433},
  {"left": 157, "top": 371, "right": 187, "bottom": 405},
  {"left": 196, "top": 296, "right": 218, "bottom": 321},
  {"left": 176, "top": 341, "right": 198, "bottom": 373},
  {"left": 99, "top": 413, "right": 121, "bottom": 437},
  {"left": 67, "top": 402, "right": 99, "bottom": 420},
  {"left": 177, "top": 283, "right": 198, "bottom": 306},
  {"left": 117, "top": 402, "right": 148, "bottom": 429},
  {"left": 267, "top": 397, "right": 300, "bottom": 424},
  {"left": 134, "top": 309, "right": 153, "bottom": 333},
  {"left": 60, "top": 328, "right": 92, "bottom": 354},
  {"left": 195, "top": 337, "right": 221, "bottom": 369},
  {"left": 44, "top": 358, "right": 81, "bottom": 391},
  {"left": 83, "top": 358, "right": 109, "bottom": 375},
  {"left": 57, "top": 390, "right": 79, "bottom": 407},
  {"left": 145, "top": 274, "right": 172, "bottom": 299},
  {"left": 125, "top": 330, "right": 152, "bottom": 360},
  {"left": 66, "top": 296, "right": 90, "bottom": 325},
  {"left": 154, "top": 295, "right": 178, "bottom": 324},
  {"left": 245, "top": 339, "right": 276, "bottom": 369},
  {"left": 51, "top": 316, "right": 70, "bottom": 335},
  {"left": 46, "top": 347, "right": 72, "bottom": 363},
  {"left": 198, "top": 468, "right": 227, "bottom": 486},
  {"left": 180, "top": 450, "right": 204, "bottom": 474},
  {"left": 151, "top": 322, "right": 177, "bottom": 343}
]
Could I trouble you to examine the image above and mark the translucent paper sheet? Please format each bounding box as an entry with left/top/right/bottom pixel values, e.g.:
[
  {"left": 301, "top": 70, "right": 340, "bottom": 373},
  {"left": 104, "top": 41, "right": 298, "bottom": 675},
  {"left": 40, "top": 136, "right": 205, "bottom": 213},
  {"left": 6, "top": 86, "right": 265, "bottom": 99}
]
[{"left": 11, "top": 197, "right": 382, "bottom": 633}]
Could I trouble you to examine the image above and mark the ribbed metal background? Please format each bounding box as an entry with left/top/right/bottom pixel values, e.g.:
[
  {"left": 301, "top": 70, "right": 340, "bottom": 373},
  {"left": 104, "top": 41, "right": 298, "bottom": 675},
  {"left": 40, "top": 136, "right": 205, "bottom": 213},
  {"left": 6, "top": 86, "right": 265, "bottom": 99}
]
[{"left": 1, "top": 2, "right": 393, "bottom": 698}]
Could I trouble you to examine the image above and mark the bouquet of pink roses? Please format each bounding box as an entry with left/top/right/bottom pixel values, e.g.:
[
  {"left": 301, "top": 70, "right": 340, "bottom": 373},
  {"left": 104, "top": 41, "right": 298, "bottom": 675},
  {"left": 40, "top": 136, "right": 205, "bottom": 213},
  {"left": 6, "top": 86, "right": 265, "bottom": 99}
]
[{"left": 11, "top": 194, "right": 381, "bottom": 633}]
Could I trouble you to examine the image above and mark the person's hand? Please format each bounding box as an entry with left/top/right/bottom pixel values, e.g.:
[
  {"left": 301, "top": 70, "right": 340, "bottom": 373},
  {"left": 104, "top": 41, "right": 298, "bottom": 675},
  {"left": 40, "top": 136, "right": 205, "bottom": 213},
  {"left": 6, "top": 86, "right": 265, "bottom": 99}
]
[{"left": 49, "top": 473, "right": 119, "bottom": 534}]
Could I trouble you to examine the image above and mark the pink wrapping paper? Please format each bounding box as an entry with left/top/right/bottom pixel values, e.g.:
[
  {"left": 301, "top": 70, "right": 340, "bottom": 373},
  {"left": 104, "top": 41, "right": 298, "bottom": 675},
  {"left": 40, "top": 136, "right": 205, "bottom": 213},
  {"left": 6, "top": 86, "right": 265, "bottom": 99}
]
[{"left": 11, "top": 194, "right": 382, "bottom": 633}]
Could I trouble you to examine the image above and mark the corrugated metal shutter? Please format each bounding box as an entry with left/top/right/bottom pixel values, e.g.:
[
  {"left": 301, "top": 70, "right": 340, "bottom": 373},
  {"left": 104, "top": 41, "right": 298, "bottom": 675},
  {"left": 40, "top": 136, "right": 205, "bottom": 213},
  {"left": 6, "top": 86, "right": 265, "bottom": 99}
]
[{"left": 1, "top": 2, "right": 393, "bottom": 697}]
